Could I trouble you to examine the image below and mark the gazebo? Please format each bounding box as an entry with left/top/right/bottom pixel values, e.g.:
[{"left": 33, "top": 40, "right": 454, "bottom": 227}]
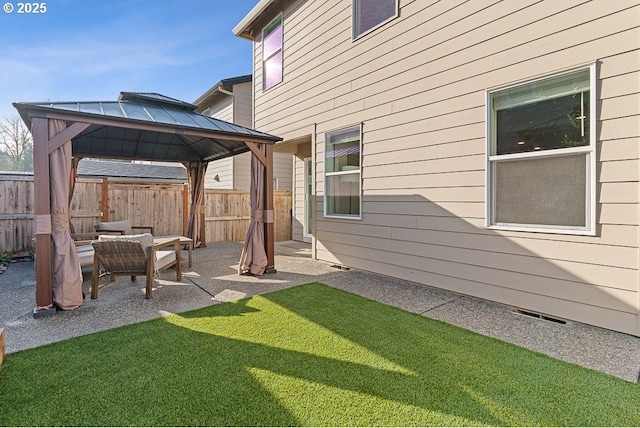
[{"left": 13, "top": 92, "right": 282, "bottom": 316}]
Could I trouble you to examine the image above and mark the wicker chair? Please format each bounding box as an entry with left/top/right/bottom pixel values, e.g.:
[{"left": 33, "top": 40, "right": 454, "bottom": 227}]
[{"left": 91, "top": 234, "right": 182, "bottom": 299}]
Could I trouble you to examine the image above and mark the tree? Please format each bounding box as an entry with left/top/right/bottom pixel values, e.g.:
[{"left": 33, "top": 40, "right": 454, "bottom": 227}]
[{"left": 0, "top": 115, "right": 33, "bottom": 172}]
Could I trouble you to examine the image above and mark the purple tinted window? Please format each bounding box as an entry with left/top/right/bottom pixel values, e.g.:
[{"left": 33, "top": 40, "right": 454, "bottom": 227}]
[
  {"left": 264, "top": 50, "right": 283, "bottom": 89},
  {"left": 263, "top": 24, "right": 282, "bottom": 58},
  {"left": 354, "top": 0, "right": 396, "bottom": 38},
  {"left": 262, "top": 16, "right": 283, "bottom": 90}
]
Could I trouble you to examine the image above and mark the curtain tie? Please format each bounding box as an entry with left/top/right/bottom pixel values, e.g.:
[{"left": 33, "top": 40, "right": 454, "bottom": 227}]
[
  {"left": 251, "top": 209, "right": 264, "bottom": 222},
  {"left": 51, "top": 213, "right": 70, "bottom": 233}
]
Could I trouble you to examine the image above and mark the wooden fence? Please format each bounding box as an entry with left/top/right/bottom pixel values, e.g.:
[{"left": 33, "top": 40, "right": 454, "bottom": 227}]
[{"left": 0, "top": 175, "right": 292, "bottom": 254}]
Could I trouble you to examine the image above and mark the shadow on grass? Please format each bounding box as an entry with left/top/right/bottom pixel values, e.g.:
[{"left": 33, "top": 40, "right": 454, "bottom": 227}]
[{"left": 0, "top": 283, "right": 638, "bottom": 426}]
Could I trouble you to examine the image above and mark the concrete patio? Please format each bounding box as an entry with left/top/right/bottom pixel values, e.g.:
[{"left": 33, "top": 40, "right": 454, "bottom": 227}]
[{"left": 1, "top": 240, "right": 639, "bottom": 383}]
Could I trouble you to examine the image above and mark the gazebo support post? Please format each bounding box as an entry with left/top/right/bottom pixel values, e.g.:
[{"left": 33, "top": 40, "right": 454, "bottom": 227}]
[
  {"left": 31, "top": 117, "right": 90, "bottom": 317},
  {"left": 264, "top": 143, "right": 276, "bottom": 273},
  {"left": 244, "top": 141, "right": 276, "bottom": 274},
  {"left": 32, "top": 117, "right": 55, "bottom": 317}
]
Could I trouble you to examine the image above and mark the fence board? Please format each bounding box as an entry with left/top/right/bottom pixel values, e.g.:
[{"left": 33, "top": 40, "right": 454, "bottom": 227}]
[{"left": 0, "top": 175, "right": 292, "bottom": 254}]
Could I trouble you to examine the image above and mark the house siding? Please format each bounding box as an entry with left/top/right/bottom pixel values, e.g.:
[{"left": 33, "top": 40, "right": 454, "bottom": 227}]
[
  {"left": 233, "top": 81, "right": 253, "bottom": 127},
  {"left": 206, "top": 96, "right": 233, "bottom": 123},
  {"left": 200, "top": 81, "right": 292, "bottom": 191},
  {"left": 203, "top": 96, "right": 235, "bottom": 189},
  {"left": 233, "top": 152, "right": 252, "bottom": 191},
  {"left": 248, "top": 0, "right": 640, "bottom": 335},
  {"left": 205, "top": 157, "right": 234, "bottom": 189},
  {"left": 274, "top": 153, "right": 293, "bottom": 191},
  {"left": 234, "top": 150, "right": 293, "bottom": 191}
]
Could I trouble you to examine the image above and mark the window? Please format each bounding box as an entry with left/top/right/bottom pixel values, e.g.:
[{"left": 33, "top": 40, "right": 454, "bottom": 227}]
[
  {"left": 324, "top": 125, "right": 361, "bottom": 218},
  {"left": 262, "top": 15, "right": 283, "bottom": 90},
  {"left": 352, "top": 0, "right": 398, "bottom": 39},
  {"left": 487, "top": 66, "right": 596, "bottom": 234}
]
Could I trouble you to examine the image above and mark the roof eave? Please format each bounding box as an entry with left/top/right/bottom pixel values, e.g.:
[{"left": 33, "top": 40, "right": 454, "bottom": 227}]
[
  {"left": 193, "top": 75, "right": 252, "bottom": 109},
  {"left": 233, "top": 0, "right": 276, "bottom": 40}
]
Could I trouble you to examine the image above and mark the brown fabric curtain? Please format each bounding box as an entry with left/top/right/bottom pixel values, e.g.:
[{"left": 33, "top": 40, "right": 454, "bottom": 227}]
[
  {"left": 183, "top": 161, "right": 208, "bottom": 248},
  {"left": 239, "top": 144, "right": 268, "bottom": 276},
  {"left": 49, "top": 120, "right": 83, "bottom": 310},
  {"left": 67, "top": 156, "right": 81, "bottom": 235}
]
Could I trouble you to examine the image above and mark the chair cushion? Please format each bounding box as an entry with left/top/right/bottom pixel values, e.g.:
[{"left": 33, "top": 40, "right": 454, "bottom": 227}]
[
  {"left": 76, "top": 244, "right": 94, "bottom": 253},
  {"left": 95, "top": 220, "right": 132, "bottom": 235},
  {"left": 75, "top": 245, "right": 95, "bottom": 267},
  {"left": 155, "top": 250, "right": 177, "bottom": 271},
  {"left": 98, "top": 233, "right": 154, "bottom": 250}
]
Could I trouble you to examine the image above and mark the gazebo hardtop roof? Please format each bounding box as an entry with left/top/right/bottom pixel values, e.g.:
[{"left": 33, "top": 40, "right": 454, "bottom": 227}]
[{"left": 13, "top": 92, "right": 281, "bottom": 163}]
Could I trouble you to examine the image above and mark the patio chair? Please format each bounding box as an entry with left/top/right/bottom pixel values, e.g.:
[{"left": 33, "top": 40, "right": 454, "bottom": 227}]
[
  {"left": 94, "top": 220, "right": 155, "bottom": 236},
  {"left": 91, "top": 233, "right": 182, "bottom": 299},
  {"left": 72, "top": 232, "right": 121, "bottom": 270}
]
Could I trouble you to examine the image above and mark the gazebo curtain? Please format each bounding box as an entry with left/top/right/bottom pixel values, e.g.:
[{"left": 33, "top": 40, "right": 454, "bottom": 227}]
[
  {"left": 183, "top": 161, "right": 208, "bottom": 248},
  {"left": 239, "top": 144, "right": 268, "bottom": 276},
  {"left": 49, "top": 120, "right": 83, "bottom": 310},
  {"left": 67, "top": 156, "right": 82, "bottom": 234}
]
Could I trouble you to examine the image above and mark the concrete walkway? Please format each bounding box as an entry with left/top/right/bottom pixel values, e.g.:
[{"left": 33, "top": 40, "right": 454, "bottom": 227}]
[{"left": 1, "top": 241, "right": 639, "bottom": 383}]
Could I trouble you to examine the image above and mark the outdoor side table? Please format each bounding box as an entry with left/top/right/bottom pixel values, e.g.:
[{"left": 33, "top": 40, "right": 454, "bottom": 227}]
[{"left": 154, "top": 236, "right": 193, "bottom": 267}]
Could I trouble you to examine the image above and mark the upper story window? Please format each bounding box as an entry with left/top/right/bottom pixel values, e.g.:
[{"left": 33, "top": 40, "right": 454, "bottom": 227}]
[
  {"left": 324, "top": 125, "right": 362, "bottom": 219},
  {"left": 352, "top": 0, "right": 398, "bottom": 40},
  {"left": 486, "top": 66, "right": 596, "bottom": 235},
  {"left": 262, "top": 15, "right": 283, "bottom": 90}
]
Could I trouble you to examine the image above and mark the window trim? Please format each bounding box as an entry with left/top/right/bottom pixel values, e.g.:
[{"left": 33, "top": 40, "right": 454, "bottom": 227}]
[
  {"left": 352, "top": 0, "right": 399, "bottom": 41},
  {"left": 261, "top": 14, "right": 283, "bottom": 91},
  {"left": 324, "top": 124, "right": 363, "bottom": 220},
  {"left": 485, "top": 64, "right": 597, "bottom": 235}
]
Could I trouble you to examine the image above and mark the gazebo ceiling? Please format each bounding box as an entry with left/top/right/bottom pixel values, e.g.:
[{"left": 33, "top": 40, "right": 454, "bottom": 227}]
[{"left": 13, "top": 92, "right": 281, "bottom": 163}]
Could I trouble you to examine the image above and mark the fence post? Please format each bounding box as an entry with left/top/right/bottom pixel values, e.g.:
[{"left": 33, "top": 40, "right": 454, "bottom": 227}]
[
  {"left": 183, "top": 184, "right": 189, "bottom": 236},
  {"left": 101, "top": 177, "right": 109, "bottom": 221}
]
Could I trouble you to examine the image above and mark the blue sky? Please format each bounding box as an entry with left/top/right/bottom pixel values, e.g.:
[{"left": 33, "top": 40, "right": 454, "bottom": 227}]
[{"left": 0, "top": 0, "right": 257, "bottom": 120}]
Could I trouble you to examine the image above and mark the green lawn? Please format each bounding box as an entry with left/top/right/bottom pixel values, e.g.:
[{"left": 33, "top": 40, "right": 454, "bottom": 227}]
[{"left": 1, "top": 282, "right": 638, "bottom": 426}]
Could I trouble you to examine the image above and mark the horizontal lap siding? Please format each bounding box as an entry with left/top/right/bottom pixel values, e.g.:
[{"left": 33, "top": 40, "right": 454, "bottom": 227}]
[
  {"left": 231, "top": 82, "right": 293, "bottom": 192},
  {"left": 233, "top": 152, "right": 252, "bottom": 191},
  {"left": 205, "top": 97, "right": 235, "bottom": 189},
  {"left": 273, "top": 153, "right": 293, "bottom": 191},
  {"left": 205, "top": 157, "right": 234, "bottom": 189},
  {"left": 233, "top": 82, "right": 253, "bottom": 128},
  {"left": 252, "top": 0, "right": 640, "bottom": 335},
  {"left": 208, "top": 97, "right": 233, "bottom": 123}
]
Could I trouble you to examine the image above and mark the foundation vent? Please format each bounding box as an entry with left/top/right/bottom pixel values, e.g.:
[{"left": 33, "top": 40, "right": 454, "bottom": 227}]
[{"left": 515, "top": 309, "right": 567, "bottom": 325}]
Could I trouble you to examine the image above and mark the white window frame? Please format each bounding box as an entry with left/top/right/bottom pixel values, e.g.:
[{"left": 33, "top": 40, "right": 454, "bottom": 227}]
[
  {"left": 485, "top": 64, "right": 597, "bottom": 235},
  {"left": 352, "top": 0, "right": 399, "bottom": 40},
  {"left": 324, "top": 124, "right": 362, "bottom": 220},
  {"left": 262, "top": 14, "right": 283, "bottom": 91}
]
